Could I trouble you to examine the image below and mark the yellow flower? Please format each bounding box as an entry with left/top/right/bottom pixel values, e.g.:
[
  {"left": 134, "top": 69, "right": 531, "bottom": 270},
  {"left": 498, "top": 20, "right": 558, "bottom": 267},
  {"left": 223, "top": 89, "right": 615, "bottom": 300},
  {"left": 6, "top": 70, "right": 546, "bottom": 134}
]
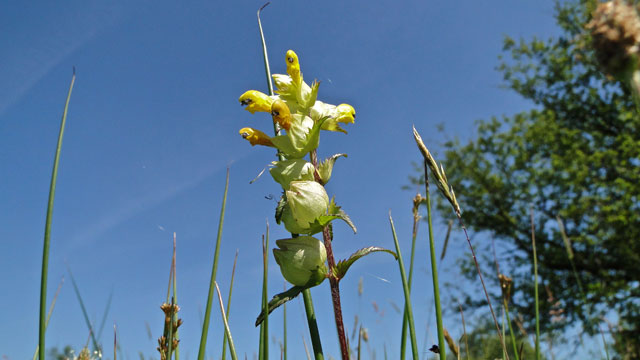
[
  {"left": 285, "top": 50, "right": 302, "bottom": 85},
  {"left": 335, "top": 104, "right": 356, "bottom": 124},
  {"left": 310, "top": 101, "right": 356, "bottom": 133},
  {"left": 271, "top": 100, "right": 292, "bottom": 131},
  {"left": 239, "top": 127, "right": 274, "bottom": 147},
  {"left": 238, "top": 90, "right": 274, "bottom": 114}
]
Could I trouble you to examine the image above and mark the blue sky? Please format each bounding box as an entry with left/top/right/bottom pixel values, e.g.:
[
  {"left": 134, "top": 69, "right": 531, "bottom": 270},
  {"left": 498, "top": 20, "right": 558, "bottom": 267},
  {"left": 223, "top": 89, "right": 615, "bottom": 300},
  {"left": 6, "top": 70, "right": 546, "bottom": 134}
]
[{"left": 0, "top": 0, "right": 593, "bottom": 359}]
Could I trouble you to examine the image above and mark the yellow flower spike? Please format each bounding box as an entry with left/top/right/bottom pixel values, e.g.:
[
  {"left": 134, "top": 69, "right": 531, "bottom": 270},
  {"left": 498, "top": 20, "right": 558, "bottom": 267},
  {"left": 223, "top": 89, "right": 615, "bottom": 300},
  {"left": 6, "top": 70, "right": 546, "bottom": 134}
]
[
  {"left": 285, "top": 50, "right": 302, "bottom": 85},
  {"left": 335, "top": 104, "right": 356, "bottom": 124},
  {"left": 271, "top": 100, "right": 292, "bottom": 131},
  {"left": 239, "top": 127, "right": 275, "bottom": 147},
  {"left": 238, "top": 90, "right": 274, "bottom": 114}
]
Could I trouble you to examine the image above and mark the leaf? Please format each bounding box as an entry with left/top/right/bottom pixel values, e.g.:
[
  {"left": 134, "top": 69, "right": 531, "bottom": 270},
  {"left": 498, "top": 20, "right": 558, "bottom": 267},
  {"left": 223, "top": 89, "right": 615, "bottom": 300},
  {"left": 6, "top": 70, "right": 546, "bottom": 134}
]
[
  {"left": 270, "top": 117, "right": 325, "bottom": 159},
  {"left": 321, "top": 197, "right": 357, "bottom": 233},
  {"left": 255, "top": 286, "right": 305, "bottom": 326},
  {"left": 334, "top": 247, "right": 397, "bottom": 280},
  {"left": 317, "top": 154, "right": 347, "bottom": 185}
]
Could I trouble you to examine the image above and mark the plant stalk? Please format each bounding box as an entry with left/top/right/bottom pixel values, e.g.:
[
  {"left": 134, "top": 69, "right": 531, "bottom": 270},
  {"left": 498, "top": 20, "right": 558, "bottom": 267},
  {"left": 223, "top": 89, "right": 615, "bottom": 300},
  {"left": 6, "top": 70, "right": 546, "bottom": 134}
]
[
  {"left": 400, "top": 199, "right": 420, "bottom": 360},
  {"left": 423, "top": 177, "right": 446, "bottom": 360},
  {"left": 504, "top": 300, "right": 520, "bottom": 360},
  {"left": 302, "top": 289, "right": 324, "bottom": 360},
  {"left": 323, "top": 225, "right": 349, "bottom": 360}
]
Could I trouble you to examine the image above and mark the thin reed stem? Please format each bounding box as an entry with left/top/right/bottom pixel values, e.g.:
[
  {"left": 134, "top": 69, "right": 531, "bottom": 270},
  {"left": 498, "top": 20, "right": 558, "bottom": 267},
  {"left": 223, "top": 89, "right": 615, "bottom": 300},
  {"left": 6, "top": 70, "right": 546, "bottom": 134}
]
[
  {"left": 423, "top": 177, "right": 446, "bottom": 360},
  {"left": 222, "top": 250, "right": 239, "bottom": 360},
  {"left": 458, "top": 303, "right": 470, "bottom": 360},
  {"left": 557, "top": 217, "right": 610, "bottom": 360},
  {"left": 33, "top": 277, "right": 64, "bottom": 360},
  {"left": 215, "top": 282, "right": 238, "bottom": 360},
  {"left": 530, "top": 208, "right": 540, "bottom": 360},
  {"left": 38, "top": 69, "right": 75, "bottom": 360},
  {"left": 302, "top": 289, "right": 324, "bottom": 360},
  {"left": 400, "top": 199, "right": 420, "bottom": 360},
  {"left": 197, "top": 168, "right": 230, "bottom": 360},
  {"left": 412, "top": 126, "right": 509, "bottom": 359},
  {"left": 504, "top": 300, "right": 520, "bottom": 360},
  {"left": 167, "top": 297, "right": 176, "bottom": 359},
  {"left": 260, "top": 227, "right": 270, "bottom": 359},
  {"left": 283, "top": 282, "right": 287, "bottom": 360},
  {"left": 172, "top": 234, "right": 180, "bottom": 360},
  {"left": 388, "top": 213, "right": 419, "bottom": 359}
]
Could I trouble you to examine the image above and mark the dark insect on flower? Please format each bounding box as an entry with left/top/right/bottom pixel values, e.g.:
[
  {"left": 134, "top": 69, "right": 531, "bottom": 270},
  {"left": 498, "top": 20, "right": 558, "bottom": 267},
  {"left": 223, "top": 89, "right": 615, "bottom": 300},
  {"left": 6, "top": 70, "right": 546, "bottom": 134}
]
[{"left": 429, "top": 344, "right": 439, "bottom": 354}]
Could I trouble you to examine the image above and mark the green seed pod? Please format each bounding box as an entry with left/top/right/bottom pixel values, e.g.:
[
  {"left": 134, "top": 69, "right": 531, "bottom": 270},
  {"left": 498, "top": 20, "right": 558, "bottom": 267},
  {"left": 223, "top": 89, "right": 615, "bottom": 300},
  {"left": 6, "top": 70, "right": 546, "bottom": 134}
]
[
  {"left": 273, "top": 237, "right": 328, "bottom": 287},
  {"left": 285, "top": 180, "right": 329, "bottom": 228},
  {"left": 269, "top": 159, "right": 315, "bottom": 190}
]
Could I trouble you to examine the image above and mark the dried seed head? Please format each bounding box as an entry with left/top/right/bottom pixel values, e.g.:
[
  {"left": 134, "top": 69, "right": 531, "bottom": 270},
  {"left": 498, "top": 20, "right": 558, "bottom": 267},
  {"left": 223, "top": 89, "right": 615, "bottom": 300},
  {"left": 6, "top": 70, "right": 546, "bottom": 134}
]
[
  {"left": 412, "top": 193, "right": 424, "bottom": 218},
  {"left": 413, "top": 126, "right": 461, "bottom": 216},
  {"left": 498, "top": 273, "right": 513, "bottom": 304},
  {"left": 443, "top": 328, "right": 460, "bottom": 358},
  {"left": 587, "top": 0, "right": 640, "bottom": 79},
  {"left": 160, "top": 303, "right": 180, "bottom": 316}
]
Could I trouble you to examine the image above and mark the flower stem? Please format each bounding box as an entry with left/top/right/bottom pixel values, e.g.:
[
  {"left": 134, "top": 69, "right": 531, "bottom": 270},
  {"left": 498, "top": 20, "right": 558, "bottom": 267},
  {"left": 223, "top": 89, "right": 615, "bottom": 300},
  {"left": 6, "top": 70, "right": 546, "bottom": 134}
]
[{"left": 322, "top": 225, "right": 350, "bottom": 360}]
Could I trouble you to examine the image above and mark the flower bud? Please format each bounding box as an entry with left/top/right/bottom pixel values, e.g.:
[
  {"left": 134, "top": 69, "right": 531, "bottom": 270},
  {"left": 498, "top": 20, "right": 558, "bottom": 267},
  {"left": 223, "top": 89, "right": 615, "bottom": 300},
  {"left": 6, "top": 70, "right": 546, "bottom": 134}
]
[
  {"left": 285, "top": 181, "right": 329, "bottom": 228},
  {"left": 273, "top": 237, "right": 327, "bottom": 287}
]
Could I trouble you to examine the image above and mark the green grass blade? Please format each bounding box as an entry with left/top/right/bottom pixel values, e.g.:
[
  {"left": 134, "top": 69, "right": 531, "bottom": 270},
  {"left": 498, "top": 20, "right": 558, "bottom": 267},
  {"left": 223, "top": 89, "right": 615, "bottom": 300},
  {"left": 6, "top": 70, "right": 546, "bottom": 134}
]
[
  {"left": 67, "top": 264, "right": 100, "bottom": 352},
  {"left": 215, "top": 282, "right": 238, "bottom": 360},
  {"left": 388, "top": 212, "right": 419, "bottom": 359},
  {"left": 113, "top": 324, "right": 117, "bottom": 360},
  {"left": 38, "top": 69, "right": 75, "bottom": 360},
  {"left": 97, "top": 288, "right": 114, "bottom": 340},
  {"left": 222, "top": 250, "right": 239, "bottom": 360},
  {"left": 197, "top": 168, "right": 230, "bottom": 360}
]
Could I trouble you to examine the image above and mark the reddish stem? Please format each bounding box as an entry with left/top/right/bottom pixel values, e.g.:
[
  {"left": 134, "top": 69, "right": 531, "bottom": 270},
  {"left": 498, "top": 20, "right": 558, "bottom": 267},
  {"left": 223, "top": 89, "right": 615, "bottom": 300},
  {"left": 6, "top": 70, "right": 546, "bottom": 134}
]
[{"left": 311, "top": 149, "right": 349, "bottom": 359}]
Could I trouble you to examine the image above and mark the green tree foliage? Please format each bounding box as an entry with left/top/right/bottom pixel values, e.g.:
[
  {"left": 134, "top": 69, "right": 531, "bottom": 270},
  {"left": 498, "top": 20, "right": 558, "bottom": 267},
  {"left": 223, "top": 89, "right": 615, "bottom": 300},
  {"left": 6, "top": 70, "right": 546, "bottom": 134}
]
[
  {"left": 411, "top": 0, "right": 639, "bottom": 357},
  {"left": 461, "top": 320, "right": 540, "bottom": 360}
]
